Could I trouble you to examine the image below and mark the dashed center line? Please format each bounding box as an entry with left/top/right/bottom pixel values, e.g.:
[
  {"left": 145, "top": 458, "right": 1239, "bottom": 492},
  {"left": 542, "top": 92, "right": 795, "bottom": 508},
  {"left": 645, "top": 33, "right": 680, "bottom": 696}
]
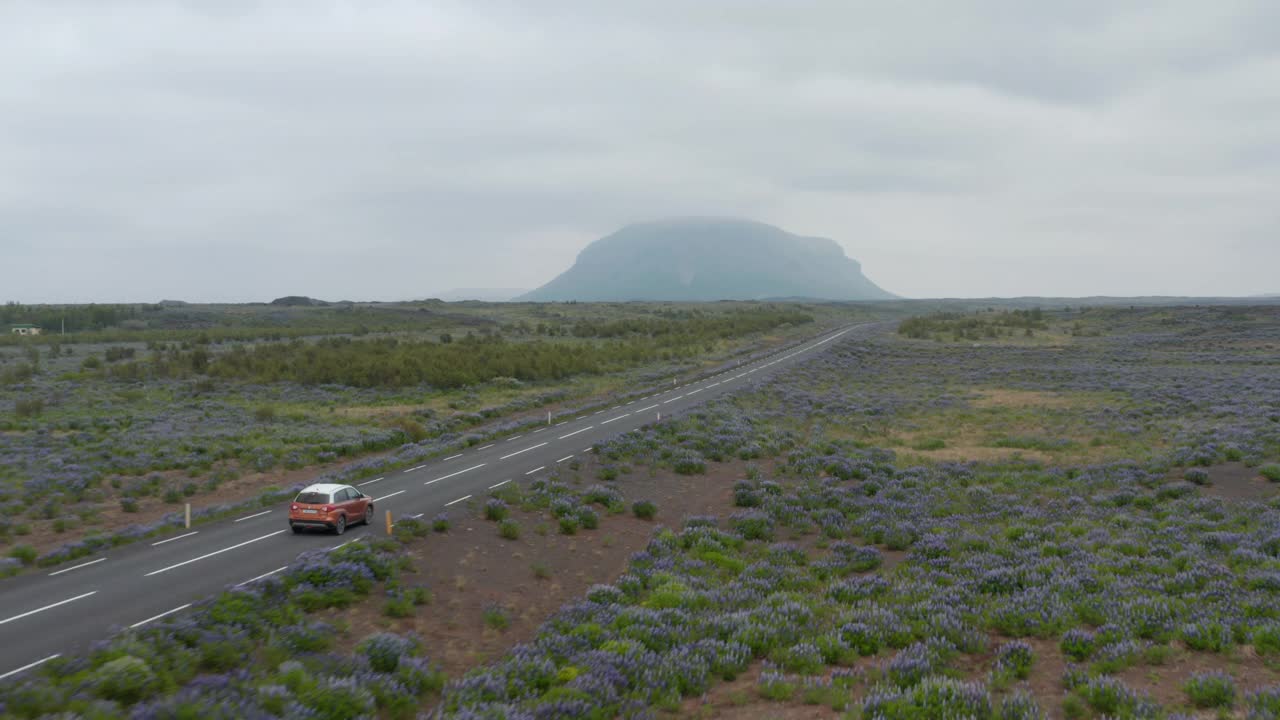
[
  {"left": 443, "top": 453, "right": 463, "bottom": 461},
  {"left": 426, "top": 463, "right": 486, "bottom": 485},
  {"left": 556, "top": 455, "right": 574, "bottom": 463},
  {"left": 601, "top": 413, "right": 630, "bottom": 424},
  {"left": 524, "top": 466, "right": 546, "bottom": 475},
  {"left": 489, "top": 480, "right": 511, "bottom": 489},
  {"left": 637, "top": 404, "right": 659, "bottom": 412},
  {"left": 130, "top": 603, "right": 192, "bottom": 629},
  {"left": 478, "top": 444, "right": 495, "bottom": 450},
  {"left": 0, "top": 655, "right": 60, "bottom": 682},
  {"left": 144, "top": 530, "right": 286, "bottom": 577},
  {"left": 373, "top": 490, "right": 405, "bottom": 502},
  {"left": 444, "top": 494, "right": 471, "bottom": 507},
  {"left": 151, "top": 531, "right": 198, "bottom": 547},
  {"left": 0, "top": 591, "right": 97, "bottom": 626},
  {"left": 235, "top": 510, "right": 271, "bottom": 522},
  {"left": 357, "top": 477, "right": 385, "bottom": 486},
  {"left": 558, "top": 426, "right": 593, "bottom": 439},
  {"left": 235, "top": 565, "right": 288, "bottom": 588},
  {"left": 47, "top": 557, "right": 106, "bottom": 576},
  {"left": 403, "top": 465, "right": 425, "bottom": 474},
  {"left": 499, "top": 442, "right": 548, "bottom": 460},
  {"left": 506, "top": 435, "right": 523, "bottom": 441}
]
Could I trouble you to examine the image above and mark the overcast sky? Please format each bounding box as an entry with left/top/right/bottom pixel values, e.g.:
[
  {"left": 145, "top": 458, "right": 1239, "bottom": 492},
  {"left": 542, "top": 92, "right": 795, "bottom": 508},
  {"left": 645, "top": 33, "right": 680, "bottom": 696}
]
[{"left": 3, "top": 1, "right": 1278, "bottom": 302}]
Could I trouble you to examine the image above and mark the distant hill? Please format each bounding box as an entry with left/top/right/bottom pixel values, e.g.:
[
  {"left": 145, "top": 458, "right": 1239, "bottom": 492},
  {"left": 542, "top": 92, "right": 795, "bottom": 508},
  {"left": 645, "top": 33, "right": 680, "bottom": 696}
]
[
  {"left": 269, "top": 296, "right": 329, "bottom": 307},
  {"left": 434, "top": 288, "right": 530, "bottom": 302},
  {"left": 519, "top": 218, "right": 895, "bottom": 302}
]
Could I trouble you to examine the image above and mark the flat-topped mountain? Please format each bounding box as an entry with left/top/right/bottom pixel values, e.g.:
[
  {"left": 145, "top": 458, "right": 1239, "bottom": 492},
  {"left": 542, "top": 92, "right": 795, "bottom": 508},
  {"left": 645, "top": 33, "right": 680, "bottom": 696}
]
[{"left": 519, "top": 218, "right": 895, "bottom": 302}]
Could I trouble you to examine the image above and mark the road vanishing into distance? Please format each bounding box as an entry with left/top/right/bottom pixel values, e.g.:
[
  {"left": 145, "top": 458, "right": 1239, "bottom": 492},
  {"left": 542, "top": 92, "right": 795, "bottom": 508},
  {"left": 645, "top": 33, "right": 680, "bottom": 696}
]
[{"left": 0, "top": 323, "right": 863, "bottom": 682}]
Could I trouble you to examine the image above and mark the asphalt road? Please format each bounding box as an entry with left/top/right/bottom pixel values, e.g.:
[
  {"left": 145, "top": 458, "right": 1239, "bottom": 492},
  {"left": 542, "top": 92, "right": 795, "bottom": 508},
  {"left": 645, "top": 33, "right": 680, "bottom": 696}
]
[{"left": 0, "top": 323, "right": 863, "bottom": 682}]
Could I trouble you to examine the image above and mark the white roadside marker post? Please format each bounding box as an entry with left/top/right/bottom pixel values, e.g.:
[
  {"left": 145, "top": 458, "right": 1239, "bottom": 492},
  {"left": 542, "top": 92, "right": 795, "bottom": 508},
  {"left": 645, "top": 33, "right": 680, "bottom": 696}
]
[{"left": 184, "top": 503, "right": 190, "bottom": 529}]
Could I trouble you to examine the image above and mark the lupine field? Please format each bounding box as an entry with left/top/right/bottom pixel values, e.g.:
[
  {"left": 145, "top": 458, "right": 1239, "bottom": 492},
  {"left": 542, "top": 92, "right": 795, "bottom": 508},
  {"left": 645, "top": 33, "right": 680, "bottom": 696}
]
[
  {"left": 3, "top": 303, "right": 1280, "bottom": 718},
  {"left": 0, "top": 301, "right": 836, "bottom": 565}
]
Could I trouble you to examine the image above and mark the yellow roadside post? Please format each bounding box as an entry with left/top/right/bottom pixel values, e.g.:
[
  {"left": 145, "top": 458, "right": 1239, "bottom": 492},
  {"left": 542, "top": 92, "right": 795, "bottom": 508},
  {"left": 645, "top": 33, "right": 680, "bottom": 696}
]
[{"left": 386, "top": 510, "right": 393, "bottom": 535}]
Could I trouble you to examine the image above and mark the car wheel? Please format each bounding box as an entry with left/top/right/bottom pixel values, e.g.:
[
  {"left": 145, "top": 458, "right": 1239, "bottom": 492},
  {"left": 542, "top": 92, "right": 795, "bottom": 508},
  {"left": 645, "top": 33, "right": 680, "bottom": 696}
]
[
  {"left": 291, "top": 524, "right": 303, "bottom": 534},
  {"left": 334, "top": 515, "right": 346, "bottom": 535},
  {"left": 364, "top": 506, "right": 374, "bottom": 526}
]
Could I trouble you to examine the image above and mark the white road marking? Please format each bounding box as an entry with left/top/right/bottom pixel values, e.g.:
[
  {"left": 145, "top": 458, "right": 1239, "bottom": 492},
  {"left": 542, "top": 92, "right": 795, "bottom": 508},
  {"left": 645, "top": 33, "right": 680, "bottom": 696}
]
[
  {"left": 478, "top": 444, "right": 494, "bottom": 450},
  {"left": 357, "top": 477, "right": 385, "bottom": 486},
  {"left": 637, "top": 404, "right": 659, "bottom": 412},
  {"left": 524, "top": 466, "right": 546, "bottom": 475},
  {"left": 593, "top": 410, "right": 605, "bottom": 415},
  {"left": 47, "top": 557, "right": 106, "bottom": 576},
  {"left": 489, "top": 480, "right": 511, "bottom": 489},
  {"left": 332, "top": 540, "right": 354, "bottom": 550},
  {"left": 235, "top": 510, "right": 271, "bottom": 522},
  {"left": 151, "top": 531, "right": 198, "bottom": 547},
  {"left": 533, "top": 428, "right": 546, "bottom": 433},
  {"left": 403, "top": 465, "right": 425, "bottom": 474},
  {"left": 708, "top": 382, "right": 721, "bottom": 387},
  {"left": 373, "top": 490, "right": 405, "bottom": 502},
  {"left": 558, "top": 426, "right": 593, "bottom": 439},
  {"left": 444, "top": 494, "right": 471, "bottom": 507},
  {"left": 506, "top": 435, "right": 523, "bottom": 441},
  {"left": 556, "top": 455, "right": 574, "bottom": 463},
  {"left": 130, "top": 603, "right": 192, "bottom": 628},
  {"left": 662, "top": 396, "right": 683, "bottom": 404},
  {"left": 443, "top": 454, "right": 463, "bottom": 461},
  {"left": 0, "top": 591, "right": 97, "bottom": 626},
  {"left": 500, "top": 442, "right": 548, "bottom": 460},
  {"left": 143, "top": 530, "right": 286, "bottom": 577},
  {"left": 686, "top": 388, "right": 703, "bottom": 395},
  {"left": 409, "top": 513, "right": 424, "bottom": 519},
  {"left": 235, "top": 565, "right": 288, "bottom": 587},
  {"left": 555, "top": 421, "right": 567, "bottom": 426},
  {"left": 0, "top": 654, "right": 61, "bottom": 681},
  {"left": 425, "top": 463, "right": 486, "bottom": 485},
  {"left": 601, "top": 413, "right": 630, "bottom": 424}
]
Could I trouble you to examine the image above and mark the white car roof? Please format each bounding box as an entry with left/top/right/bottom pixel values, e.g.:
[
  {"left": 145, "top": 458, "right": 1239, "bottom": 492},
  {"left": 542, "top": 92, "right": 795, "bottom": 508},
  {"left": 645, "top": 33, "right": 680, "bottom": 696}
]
[{"left": 297, "top": 483, "right": 349, "bottom": 494}]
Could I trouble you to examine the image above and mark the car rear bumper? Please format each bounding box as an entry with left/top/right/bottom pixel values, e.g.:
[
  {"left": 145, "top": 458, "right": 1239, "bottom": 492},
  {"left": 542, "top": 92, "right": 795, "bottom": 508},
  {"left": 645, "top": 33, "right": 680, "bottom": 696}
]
[{"left": 289, "top": 518, "right": 337, "bottom": 529}]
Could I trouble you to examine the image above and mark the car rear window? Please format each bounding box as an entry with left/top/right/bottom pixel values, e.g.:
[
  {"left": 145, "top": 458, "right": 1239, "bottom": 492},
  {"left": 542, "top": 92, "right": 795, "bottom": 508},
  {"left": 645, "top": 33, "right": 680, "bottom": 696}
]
[{"left": 296, "top": 491, "right": 330, "bottom": 504}]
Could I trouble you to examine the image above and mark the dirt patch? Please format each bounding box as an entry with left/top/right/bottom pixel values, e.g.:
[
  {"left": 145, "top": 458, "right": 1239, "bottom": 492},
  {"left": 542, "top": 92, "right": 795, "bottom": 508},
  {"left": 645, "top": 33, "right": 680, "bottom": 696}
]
[
  {"left": 1197, "top": 462, "right": 1279, "bottom": 502},
  {"left": 332, "top": 460, "right": 748, "bottom": 680}
]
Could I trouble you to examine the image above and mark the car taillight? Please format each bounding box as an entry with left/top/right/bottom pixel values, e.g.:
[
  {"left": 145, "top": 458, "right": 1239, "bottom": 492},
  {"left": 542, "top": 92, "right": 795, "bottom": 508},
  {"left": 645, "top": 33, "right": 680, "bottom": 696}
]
[{"left": 324, "top": 505, "right": 334, "bottom": 513}]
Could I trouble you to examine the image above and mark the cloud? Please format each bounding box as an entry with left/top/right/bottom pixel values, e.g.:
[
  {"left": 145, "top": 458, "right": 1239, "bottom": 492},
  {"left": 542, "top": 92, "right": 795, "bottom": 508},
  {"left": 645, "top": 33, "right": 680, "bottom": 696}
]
[{"left": 1, "top": 0, "right": 1278, "bottom": 301}]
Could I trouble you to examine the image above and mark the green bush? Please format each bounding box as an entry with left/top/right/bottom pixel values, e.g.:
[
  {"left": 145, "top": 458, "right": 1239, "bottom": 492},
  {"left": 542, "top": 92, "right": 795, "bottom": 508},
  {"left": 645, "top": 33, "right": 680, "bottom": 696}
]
[
  {"left": 632, "top": 500, "right": 657, "bottom": 520},
  {"left": 1261, "top": 464, "right": 1280, "bottom": 482},
  {"left": 120, "top": 498, "right": 140, "bottom": 513},
  {"left": 482, "top": 605, "right": 510, "bottom": 631},
  {"left": 558, "top": 517, "right": 579, "bottom": 535},
  {"left": 498, "top": 519, "right": 520, "bottom": 540},
  {"left": 1184, "top": 672, "right": 1235, "bottom": 708},
  {"left": 8, "top": 544, "right": 37, "bottom": 566},
  {"left": 91, "top": 656, "right": 160, "bottom": 704}
]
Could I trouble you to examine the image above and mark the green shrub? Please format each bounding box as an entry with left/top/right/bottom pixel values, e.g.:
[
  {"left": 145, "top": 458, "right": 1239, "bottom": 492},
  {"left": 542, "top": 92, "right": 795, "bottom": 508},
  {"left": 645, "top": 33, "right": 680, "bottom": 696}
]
[
  {"left": 8, "top": 544, "right": 37, "bottom": 566},
  {"left": 120, "top": 498, "right": 140, "bottom": 513},
  {"left": 1261, "top": 464, "right": 1280, "bottom": 482},
  {"left": 498, "top": 519, "right": 520, "bottom": 540},
  {"left": 632, "top": 500, "right": 657, "bottom": 520},
  {"left": 431, "top": 514, "right": 450, "bottom": 533},
  {"left": 577, "top": 507, "right": 599, "bottom": 530},
  {"left": 483, "top": 605, "right": 510, "bottom": 631},
  {"left": 558, "top": 517, "right": 579, "bottom": 535},
  {"left": 383, "top": 595, "right": 415, "bottom": 618},
  {"left": 91, "top": 656, "right": 159, "bottom": 704},
  {"left": 1184, "top": 672, "right": 1235, "bottom": 708}
]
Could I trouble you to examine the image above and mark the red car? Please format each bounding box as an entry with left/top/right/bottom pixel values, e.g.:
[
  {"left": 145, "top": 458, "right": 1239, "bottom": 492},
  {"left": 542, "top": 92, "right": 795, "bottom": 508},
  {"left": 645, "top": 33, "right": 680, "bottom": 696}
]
[{"left": 289, "top": 483, "right": 374, "bottom": 535}]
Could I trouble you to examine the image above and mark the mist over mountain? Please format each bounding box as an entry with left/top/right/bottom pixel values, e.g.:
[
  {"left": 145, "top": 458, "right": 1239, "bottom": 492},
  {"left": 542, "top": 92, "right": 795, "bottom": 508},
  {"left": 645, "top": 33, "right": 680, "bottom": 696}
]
[{"left": 520, "top": 218, "right": 896, "bottom": 302}]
